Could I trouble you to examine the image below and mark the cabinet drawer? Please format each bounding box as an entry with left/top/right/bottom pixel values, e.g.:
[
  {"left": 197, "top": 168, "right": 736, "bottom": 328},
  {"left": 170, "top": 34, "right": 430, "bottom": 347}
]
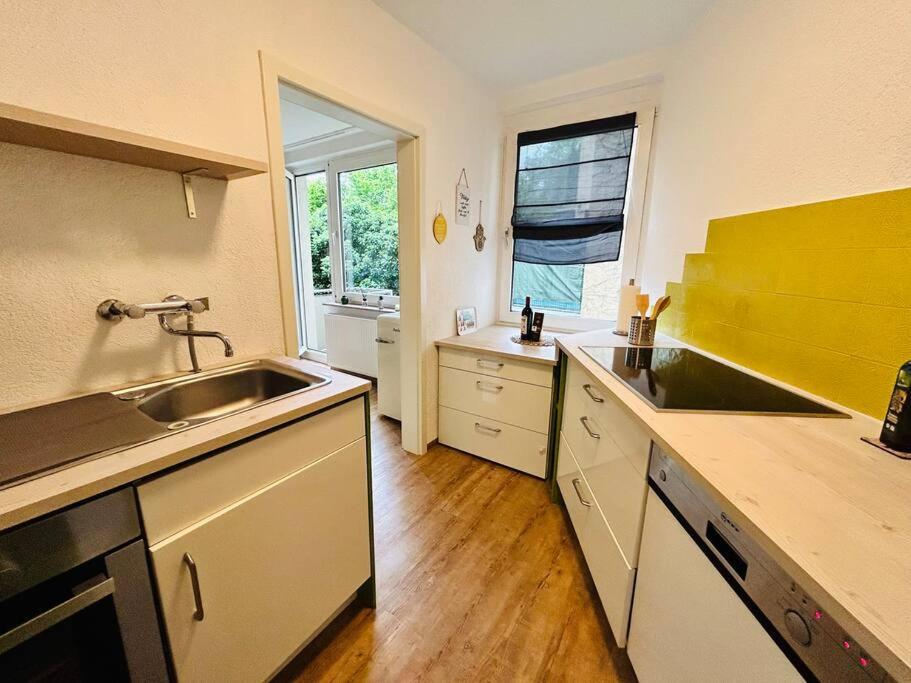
[
  {"left": 138, "top": 399, "right": 365, "bottom": 545},
  {"left": 439, "top": 406, "right": 547, "bottom": 477},
  {"left": 556, "top": 433, "right": 592, "bottom": 534},
  {"left": 439, "top": 367, "right": 551, "bottom": 433},
  {"left": 564, "top": 359, "right": 652, "bottom": 477},
  {"left": 439, "top": 347, "right": 553, "bottom": 388},
  {"left": 556, "top": 434, "right": 635, "bottom": 647},
  {"left": 580, "top": 438, "right": 648, "bottom": 566},
  {"left": 148, "top": 440, "right": 370, "bottom": 683}
]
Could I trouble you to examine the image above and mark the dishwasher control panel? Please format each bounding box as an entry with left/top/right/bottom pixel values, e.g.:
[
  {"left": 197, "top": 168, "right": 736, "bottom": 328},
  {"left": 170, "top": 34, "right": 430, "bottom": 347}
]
[{"left": 648, "top": 445, "right": 892, "bottom": 682}]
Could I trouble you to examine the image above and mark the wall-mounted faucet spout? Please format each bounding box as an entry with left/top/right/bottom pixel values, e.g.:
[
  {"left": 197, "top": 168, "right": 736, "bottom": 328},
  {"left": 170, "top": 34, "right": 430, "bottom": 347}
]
[{"left": 97, "top": 294, "right": 234, "bottom": 373}]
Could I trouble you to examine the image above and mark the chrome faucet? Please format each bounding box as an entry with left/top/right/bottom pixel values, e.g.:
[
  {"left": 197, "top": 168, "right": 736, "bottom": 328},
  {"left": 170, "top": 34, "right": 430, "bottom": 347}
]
[{"left": 97, "top": 295, "right": 234, "bottom": 373}]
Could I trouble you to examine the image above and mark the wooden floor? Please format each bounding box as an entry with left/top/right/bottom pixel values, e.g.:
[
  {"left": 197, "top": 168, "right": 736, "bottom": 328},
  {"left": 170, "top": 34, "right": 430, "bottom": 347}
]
[{"left": 278, "top": 390, "right": 636, "bottom": 682}]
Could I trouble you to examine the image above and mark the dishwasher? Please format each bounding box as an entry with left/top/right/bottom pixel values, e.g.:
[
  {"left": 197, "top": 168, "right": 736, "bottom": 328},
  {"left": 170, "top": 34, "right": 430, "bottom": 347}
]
[{"left": 627, "top": 446, "right": 890, "bottom": 682}]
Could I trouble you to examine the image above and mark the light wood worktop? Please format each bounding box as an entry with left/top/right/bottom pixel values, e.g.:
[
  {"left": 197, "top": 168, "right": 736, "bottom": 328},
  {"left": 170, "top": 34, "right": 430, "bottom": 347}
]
[
  {"left": 557, "top": 330, "right": 911, "bottom": 680},
  {"left": 436, "top": 324, "right": 559, "bottom": 366},
  {"left": 0, "top": 356, "right": 370, "bottom": 532}
]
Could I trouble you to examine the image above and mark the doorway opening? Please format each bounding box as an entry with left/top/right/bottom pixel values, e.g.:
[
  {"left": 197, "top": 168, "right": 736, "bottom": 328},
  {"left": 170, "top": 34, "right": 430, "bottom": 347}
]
[{"left": 261, "top": 53, "right": 424, "bottom": 453}]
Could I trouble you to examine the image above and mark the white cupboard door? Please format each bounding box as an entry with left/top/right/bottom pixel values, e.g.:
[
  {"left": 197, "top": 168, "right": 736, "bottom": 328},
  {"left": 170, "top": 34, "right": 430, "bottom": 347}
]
[
  {"left": 628, "top": 490, "right": 801, "bottom": 682},
  {"left": 149, "top": 440, "right": 371, "bottom": 683}
]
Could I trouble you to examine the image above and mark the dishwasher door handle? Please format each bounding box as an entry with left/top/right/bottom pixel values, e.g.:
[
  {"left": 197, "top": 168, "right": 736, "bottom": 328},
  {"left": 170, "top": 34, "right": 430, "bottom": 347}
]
[{"left": 0, "top": 575, "right": 115, "bottom": 655}]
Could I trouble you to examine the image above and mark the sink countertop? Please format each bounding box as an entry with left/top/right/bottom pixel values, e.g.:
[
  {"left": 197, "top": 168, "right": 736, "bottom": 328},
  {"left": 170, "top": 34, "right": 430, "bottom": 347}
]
[
  {"left": 0, "top": 356, "right": 370, "bottom": 532},
  {"left": 436, "top": 324, "right": 560, "bottom": 366},
  {"left": 558, "top": 329, "right": 911, "bottom": 680}
]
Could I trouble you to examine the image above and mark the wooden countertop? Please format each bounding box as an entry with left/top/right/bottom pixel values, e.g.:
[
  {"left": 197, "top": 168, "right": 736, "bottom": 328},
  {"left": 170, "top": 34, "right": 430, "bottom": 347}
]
[
  {"left": 0, "top": 356, "right": 370, "bottom": 532},
  {"left": 436, "top": 324, "right": 559, "bottom": 366},
  {"left": 557, "top": 330, "right": 911, "bottom": 680}
]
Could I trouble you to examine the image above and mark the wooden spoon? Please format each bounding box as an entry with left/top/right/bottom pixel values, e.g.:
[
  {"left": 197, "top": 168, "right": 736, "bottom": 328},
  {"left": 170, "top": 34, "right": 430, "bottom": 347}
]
[
  {"left": 651, "top": 295, "right": 671, "bottom": 320},
  {"left": 635, "top": 293, "right": 650, "bottom": 319}
]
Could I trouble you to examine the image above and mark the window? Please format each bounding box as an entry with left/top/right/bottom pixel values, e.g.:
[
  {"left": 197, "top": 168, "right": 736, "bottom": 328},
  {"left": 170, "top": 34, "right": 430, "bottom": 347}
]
[
  {"left": 501, "top": 108, "right": 654, "bottom": 327},
  {"left": 338, "top": 163, "right": 399, "bottom": 294},
  {"left": 287, "top": 148, "right": 399, "bottom": 359}
]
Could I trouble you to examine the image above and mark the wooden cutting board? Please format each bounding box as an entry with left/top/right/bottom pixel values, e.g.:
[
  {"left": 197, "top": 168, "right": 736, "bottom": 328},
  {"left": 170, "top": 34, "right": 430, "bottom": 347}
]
[{"left": 0, "top": 392, "right": 166, "bottom": 488}]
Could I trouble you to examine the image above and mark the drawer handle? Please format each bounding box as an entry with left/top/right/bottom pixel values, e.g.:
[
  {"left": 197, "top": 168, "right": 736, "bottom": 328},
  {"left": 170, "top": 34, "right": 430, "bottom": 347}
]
[
  {"left": 476, "top": 380, "right": 504, "bottom": 392},
  {"left": 183, "top": 553, "right": 205, "bottom": 622},
  {"left": 579, "top": 416, "right": 601, "bottom": 439},
  {"left": 571, "top": 478, "right": 593, "bottom": 507},
  {"left": 477, "top": 358, "right": 505, "bottom": 369},
  {"left": 475, "top": 422, "right": 502, "bottom": 435},
  {"left": 582, "top": 383, "right": 604, "bottom": 403}
]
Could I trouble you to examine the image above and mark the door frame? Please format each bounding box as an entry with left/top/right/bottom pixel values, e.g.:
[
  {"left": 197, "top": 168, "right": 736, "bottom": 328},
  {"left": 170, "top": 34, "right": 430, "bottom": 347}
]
[{"left": 259, "top": 51, "right": 425, "bottom": 454}]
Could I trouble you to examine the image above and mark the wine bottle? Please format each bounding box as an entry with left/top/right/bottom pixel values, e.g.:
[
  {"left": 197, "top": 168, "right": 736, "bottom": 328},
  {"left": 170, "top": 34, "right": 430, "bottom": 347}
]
[{"left": 520, "top": 296, "right": 533, "bottom": 341}]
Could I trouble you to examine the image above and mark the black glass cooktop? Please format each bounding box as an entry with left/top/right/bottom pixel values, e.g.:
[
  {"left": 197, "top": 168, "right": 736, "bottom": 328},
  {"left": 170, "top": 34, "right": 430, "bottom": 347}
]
[{"left": 581, "top": 346, "right": 846, "bottom": 416}]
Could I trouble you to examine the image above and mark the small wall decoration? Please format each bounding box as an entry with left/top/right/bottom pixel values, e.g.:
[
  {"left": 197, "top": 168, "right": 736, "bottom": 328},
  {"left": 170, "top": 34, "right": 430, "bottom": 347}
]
[
  {"left": 473, "top": 200, "right": 486, "bottom": 252},
  {"left": 455, "top": 168, "right": 471, "bottom": 226},
  {"left": 433, "top": 202, "right": 448, "bottom": 244},
  {"left": 455, "top": 306, "right": 478, "bottom": 335}
]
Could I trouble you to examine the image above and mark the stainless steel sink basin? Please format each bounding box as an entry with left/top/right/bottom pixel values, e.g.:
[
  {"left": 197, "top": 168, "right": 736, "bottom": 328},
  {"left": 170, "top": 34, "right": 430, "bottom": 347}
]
[{"left": 115, "top": 360, "right": 331, "bottom": 428}]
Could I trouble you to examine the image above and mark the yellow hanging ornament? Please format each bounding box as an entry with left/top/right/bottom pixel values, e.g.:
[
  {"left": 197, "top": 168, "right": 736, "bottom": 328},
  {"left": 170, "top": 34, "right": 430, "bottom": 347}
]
[{"left": 432, "top": 207, "right": 447, "bottom": 244}]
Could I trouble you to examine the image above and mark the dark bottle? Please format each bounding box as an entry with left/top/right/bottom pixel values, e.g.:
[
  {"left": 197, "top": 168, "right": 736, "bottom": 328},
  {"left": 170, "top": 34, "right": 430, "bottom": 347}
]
[
  {"left": 520, "top": 296, "right": 533, "bottom": 340},
  {"left": 530, "top": 312, "right": 544, "bottom": 342},
  {"left": 881, "top": 360, "right": 911, "bottom": 452}
]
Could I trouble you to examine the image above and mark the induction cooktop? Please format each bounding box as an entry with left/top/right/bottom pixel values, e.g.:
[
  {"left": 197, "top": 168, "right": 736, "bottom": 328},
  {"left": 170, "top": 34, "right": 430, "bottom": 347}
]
[{"left": 581, "top": 346, "right": 847, "bottom": 416}]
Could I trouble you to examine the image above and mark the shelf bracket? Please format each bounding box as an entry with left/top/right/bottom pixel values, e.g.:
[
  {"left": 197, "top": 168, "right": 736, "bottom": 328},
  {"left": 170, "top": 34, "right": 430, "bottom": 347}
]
[{"left": 181, "top": 168, "right": 209, "bottom": 219}]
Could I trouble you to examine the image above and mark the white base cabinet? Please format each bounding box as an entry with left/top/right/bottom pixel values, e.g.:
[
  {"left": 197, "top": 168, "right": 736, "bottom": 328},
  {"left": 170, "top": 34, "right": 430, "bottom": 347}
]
[
  {"left": 138, "top": 400, "right": 372, "bottom": 682},
  {"left": 437, "top": 347, "right": 553, "bottom": 478}
]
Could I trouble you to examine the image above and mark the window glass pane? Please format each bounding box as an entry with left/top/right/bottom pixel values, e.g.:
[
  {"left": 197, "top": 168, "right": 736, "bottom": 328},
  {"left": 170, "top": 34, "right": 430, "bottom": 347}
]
[
  {"left": 305, "top": 172, "right": 330, "bottom": 292},
  {"left": 511, "top": 258, "right": 625, "bottom": 320},
  {"left": 338, "top": 163, "right": 399, "bottom": 294}
]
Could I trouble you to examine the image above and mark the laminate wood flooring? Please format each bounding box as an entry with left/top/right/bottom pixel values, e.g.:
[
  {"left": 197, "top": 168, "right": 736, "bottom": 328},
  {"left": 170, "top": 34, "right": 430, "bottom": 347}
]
[{"left": 277, "top": 389, "right": 636, "bottom": 682}]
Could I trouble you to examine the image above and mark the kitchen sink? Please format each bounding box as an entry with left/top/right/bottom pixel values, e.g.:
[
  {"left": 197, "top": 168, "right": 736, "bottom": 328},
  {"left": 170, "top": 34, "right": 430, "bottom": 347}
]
[{"left": 115, "top": 360, "right": 331, "bottom": 428}]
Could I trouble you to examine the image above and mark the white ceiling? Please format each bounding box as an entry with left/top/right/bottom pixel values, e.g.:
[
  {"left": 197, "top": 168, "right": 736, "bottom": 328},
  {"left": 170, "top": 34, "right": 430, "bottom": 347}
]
[
  {"left": 279, "top": 84, "right": 353, "bottom": 147},
  {"left": 373, "top": 0, "right": 711, "bottom": 89}
]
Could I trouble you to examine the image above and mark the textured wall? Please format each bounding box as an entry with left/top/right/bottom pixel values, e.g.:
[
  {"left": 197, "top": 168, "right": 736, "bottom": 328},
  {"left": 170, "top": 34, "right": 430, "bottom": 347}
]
[
  {"left": 639, "top": 0, "right": 911, "bottom": 296},
  {"left": 660, "top": 188, "right": 911, "bottom": 417},
  {"left": 0, "top": 0, "right": 502, "bottom": 443}
]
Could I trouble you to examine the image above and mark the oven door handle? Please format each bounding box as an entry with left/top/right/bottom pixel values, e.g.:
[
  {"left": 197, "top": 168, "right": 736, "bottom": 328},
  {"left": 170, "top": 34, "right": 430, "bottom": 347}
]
[{"left": 0, "top": 575, "right": 115, "bottom": 655}]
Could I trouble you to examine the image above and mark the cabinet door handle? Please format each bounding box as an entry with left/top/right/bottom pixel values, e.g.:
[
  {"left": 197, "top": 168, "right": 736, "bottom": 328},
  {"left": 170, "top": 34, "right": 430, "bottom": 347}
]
[
  {"left": 571, "top": 478, "right": 593, "bottom": 507},
  {"left": 475, "top": 422, "right": 502, "bottom": 435},
  {"left": 477, "top": 358, "right": 504, "bottom": 369},
  {"left": 579, "top": 416, "right": 601, "bottom": 439},
  {"left": 582, "top": 384, "right": 604, "bottom": 403},
  {"left": 183, "top": 553, "right": 205, "bottom": 622},
  {"left": 375, "top": 337, "right": 394, "bottom": 344},
  {"left": 476, "top": 380, "right": 504, "bottom": 392}
]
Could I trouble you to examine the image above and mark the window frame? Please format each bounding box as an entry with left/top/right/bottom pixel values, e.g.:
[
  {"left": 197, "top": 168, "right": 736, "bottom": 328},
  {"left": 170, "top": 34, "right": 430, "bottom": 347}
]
[{"left": 497, "top": 104, "right": 656, "bottom": 331}]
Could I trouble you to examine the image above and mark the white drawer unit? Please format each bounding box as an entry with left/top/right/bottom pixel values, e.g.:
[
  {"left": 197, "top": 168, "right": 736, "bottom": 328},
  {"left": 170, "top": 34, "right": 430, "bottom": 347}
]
[
  {"left": 555, "top": 358, "right": 654, "bottom": 645},
  {"left": 556, "top": 434, "right": 636, "bottom": 647},
  {"left": 437, "top": 347, "right": 555, "bottom": 479}
]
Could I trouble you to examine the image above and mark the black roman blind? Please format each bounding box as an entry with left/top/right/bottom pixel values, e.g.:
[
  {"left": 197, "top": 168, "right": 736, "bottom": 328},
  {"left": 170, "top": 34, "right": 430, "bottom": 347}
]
[{"left": 510, "top": 112, "right": 636, "bottom": 265}]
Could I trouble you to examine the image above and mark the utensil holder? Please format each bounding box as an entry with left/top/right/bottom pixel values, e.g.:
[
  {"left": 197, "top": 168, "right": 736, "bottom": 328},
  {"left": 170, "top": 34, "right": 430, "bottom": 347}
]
[{"left": 628, "top": 316, "right": 656, "bottom": 346}]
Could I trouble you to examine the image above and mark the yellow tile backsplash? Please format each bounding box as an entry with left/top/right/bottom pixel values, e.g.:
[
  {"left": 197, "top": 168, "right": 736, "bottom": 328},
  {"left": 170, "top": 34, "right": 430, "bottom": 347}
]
[{"left": 661, "top": 187, "right": 911, "bottom": 418}]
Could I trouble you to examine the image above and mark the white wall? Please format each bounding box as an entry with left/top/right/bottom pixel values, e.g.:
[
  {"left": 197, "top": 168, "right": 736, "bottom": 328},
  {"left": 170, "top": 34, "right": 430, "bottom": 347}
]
[
  {"left": 0, "top": 0, "right": 501, "bottom": 444},
  {"left": 639, "top": 0, "right": 911, "bottom": 294}
]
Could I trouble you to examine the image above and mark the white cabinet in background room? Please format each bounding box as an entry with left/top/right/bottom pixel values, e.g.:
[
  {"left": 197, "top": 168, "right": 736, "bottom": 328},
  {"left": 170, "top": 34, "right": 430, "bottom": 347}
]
[
  {"left": 556, "top": 357, "right": 652, "bottom": 646},
  {"left": 137, "top": 400, "right": 372, "bottom": 683},
  {"left": 437, "top": 346, "right": 554, "bottom": 478}
]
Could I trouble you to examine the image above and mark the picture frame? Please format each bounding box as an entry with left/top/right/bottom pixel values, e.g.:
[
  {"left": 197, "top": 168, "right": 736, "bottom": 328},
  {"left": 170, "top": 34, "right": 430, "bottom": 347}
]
[{"left": 455, "top": 306, "right": 478, "bottom": 335}]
